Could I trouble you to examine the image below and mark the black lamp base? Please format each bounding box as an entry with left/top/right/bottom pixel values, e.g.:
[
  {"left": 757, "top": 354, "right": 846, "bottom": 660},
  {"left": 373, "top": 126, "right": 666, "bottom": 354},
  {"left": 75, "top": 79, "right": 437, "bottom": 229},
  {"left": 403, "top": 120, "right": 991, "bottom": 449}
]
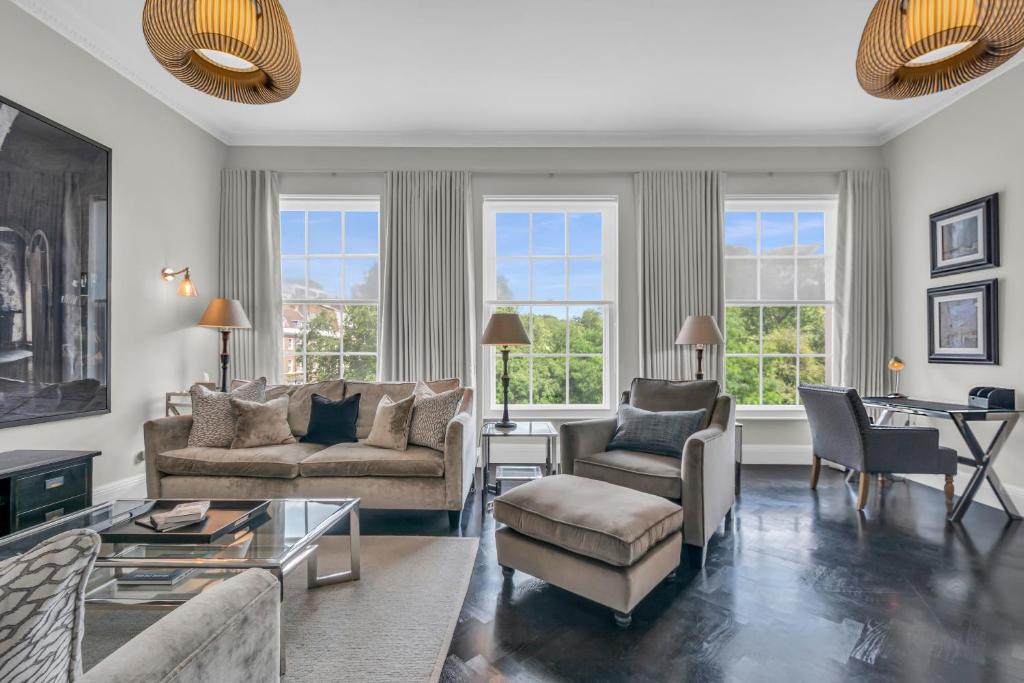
[{"left": 494, "top": 420, "right": 517, "bottom": 430}]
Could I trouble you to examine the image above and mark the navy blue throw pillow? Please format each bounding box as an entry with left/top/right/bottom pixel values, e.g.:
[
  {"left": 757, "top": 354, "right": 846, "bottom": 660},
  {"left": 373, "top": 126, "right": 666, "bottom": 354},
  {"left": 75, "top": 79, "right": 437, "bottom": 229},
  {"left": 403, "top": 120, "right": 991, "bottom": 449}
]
[
  {"left": 302, "top": 393, "right": 360, "bottom": 445},
  {"left": 607, "top": 404, "right": 706, "bottom": 457}
]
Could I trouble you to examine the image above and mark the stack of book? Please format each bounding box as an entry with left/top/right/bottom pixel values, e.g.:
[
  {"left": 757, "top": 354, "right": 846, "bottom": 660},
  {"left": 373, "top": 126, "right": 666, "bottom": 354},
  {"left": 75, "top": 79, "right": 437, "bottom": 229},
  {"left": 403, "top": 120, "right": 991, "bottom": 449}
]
[{"left": 137, "top": 501, "right": 210, "bottom": 532}]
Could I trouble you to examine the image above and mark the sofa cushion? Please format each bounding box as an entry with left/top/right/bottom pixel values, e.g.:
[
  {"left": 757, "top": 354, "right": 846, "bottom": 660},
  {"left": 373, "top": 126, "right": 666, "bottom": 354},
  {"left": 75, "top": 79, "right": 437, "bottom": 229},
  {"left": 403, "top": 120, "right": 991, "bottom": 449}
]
[
  {"left": 344, "top": 378, "right": 461, "bottom": 439},
  {"left": 366, "top": 394, "right": 416, "bottom": 450},
  {"left": 233, "top": 379, "right": 346, "bottom": 436},
  {"left": 188, "top": 378, "right": 267, "bottom": 448},
  {"left": 230, "top": 396, "right": 296, "bottom": 449},
  {"left": 158, "top": 442, "right": 323, "bottom": 479},
  {"left": 301, "top": 393, "right": 360, "bottom": 445},
  {"left": 574, "top": 450, "right": 682, "bottom": 499},
  {"left": 493, "top": 474, "right": 683, "bottom": 567},
  {"left": 629, "top": 378, "right": 719, "bottom": 426},
  {"left": 299, "top": 442, "right": 444, "bottom": 478},
  {"left": 409, "top": 382, "right": 464, "bottom": 451}
]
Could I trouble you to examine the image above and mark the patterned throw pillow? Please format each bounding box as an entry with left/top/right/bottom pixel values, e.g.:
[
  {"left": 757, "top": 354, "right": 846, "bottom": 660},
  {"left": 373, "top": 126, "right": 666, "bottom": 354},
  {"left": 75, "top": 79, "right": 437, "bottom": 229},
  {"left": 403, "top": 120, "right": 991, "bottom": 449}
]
[
  {"left": 230, "top": 395, "right": 296, "bottom": 449},
  {"left": 188, "top": 378, "right": 267, "bottom": 448},
  {"left": 607, "top": 403, "right": 706, "bottom": 457},
  {"left": 408, "top": 381, "right": 464, "bottom": 451},
  {"left": 365, "top": 394, "right": 416, "bottom": 451},
  {"left": 0, "top": 529, "right": 100, "bottom": 683}
]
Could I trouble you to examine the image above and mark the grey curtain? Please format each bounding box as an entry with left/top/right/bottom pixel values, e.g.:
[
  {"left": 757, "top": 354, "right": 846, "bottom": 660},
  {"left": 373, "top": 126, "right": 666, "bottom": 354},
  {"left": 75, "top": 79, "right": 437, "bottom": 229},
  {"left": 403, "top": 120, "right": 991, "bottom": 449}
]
[
  {"left": 836, "top": 169, "right": 893, "bottom": 396},
  {"left": 219, "top": 169, "right": 282, "bottom": 384},
  {"left": 380, "top": 171, "right": 474, "bottom": 383},
  {"left": 635, "top": 171, "right": 725, "bottom": 381}
]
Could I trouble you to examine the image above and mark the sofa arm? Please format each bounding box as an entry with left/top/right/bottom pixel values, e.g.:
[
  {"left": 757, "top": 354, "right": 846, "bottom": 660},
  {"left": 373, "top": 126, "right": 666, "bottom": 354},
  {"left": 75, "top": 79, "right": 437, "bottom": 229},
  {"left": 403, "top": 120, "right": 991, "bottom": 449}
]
[
  {"left": 143, "top": 415, "right": 192, "bottom": 498},
  {"left": 681, "top": 395, "right": 736, "bottom": 549},
  {"left": 82, "top": 568, "right": 280, "bottom": 683},
  {"left": 559, "top": 418, "right": 617, "bottom": 475},
  {"left": 443, "top": 387, "right": 477, "bottom": 511}
]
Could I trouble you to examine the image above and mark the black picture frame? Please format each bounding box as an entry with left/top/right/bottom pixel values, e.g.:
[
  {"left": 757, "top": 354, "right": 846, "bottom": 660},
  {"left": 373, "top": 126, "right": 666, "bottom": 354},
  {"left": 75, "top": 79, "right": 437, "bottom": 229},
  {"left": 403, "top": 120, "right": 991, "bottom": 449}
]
[
  {"left": 927, "top": 279, "right": 998, "bottom": 365},
  {"left": 0, "top": 94, "right": 112, "bottom": 429},
  {"left": 929, "top": 193, "right": 999, "bottom": 277}
]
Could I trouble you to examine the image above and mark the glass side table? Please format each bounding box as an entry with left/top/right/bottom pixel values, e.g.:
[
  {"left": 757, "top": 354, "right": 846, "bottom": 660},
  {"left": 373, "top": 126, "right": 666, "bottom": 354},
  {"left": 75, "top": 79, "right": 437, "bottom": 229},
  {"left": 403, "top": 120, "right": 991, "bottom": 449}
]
[{"left": 480, "top": 421, "right": 558, "bottom": 511}]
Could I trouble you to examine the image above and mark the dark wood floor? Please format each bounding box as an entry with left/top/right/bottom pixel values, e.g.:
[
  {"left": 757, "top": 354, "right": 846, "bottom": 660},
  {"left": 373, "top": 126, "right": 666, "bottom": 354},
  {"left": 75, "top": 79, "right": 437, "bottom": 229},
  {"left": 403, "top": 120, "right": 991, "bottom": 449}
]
[{"left": 358, "top": 466, "right": 1024, "bottom": 682}]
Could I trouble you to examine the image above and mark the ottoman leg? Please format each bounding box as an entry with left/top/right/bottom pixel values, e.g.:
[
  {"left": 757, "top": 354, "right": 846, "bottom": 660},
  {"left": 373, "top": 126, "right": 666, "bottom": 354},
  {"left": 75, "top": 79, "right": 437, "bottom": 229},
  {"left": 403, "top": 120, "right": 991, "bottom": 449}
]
[
  {"left": 682, "top": 543, "right": 707, "bottom": 570},
  {"left": 501, "top": 566, "right": 515, "bottom": 579},
  {"left": 613, "top": 611, "right": 632, "bottom": 629}
]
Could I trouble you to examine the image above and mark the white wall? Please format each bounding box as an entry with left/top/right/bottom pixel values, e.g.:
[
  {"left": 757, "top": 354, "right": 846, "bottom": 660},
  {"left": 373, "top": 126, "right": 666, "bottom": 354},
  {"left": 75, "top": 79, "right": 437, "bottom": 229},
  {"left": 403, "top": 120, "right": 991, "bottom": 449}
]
[
  {"left": 0, "top": 3, "right": 226, "bottom": 489},
  {"left": 884, "top": 62, "right": 1024, "bottom": 494}
]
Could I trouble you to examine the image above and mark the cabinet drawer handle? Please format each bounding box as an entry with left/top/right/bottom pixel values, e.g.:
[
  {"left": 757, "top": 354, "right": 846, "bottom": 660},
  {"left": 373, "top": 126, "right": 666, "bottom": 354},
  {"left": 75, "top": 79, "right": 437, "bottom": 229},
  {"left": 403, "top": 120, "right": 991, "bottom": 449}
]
[
  {"left": 45, "top": 508, "right": 64, "bottom": 521},
  {"left": 45, "top": 476, "right": 65, "bottom": 490}
]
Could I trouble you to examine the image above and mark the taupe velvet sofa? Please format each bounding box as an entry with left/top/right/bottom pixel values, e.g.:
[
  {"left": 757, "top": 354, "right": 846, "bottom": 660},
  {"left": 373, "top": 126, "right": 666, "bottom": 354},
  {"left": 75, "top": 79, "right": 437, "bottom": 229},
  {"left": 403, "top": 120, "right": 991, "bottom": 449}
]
[{"left": 144, "top": 378, "right": 476, "bottom": 526}]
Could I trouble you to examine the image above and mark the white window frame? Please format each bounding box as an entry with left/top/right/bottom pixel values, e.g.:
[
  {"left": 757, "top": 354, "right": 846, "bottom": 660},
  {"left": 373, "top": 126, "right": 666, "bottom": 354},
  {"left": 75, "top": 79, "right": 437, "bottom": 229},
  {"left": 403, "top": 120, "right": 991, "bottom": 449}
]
[
  {"left": 279, "top": 195, "right": 381, "bottom": 383},
  {"left": 724, "top": 196, "right": 838, "bottom": 416},
  {"left": 482, "top": 197, "right": 618, "bottom": 415}
]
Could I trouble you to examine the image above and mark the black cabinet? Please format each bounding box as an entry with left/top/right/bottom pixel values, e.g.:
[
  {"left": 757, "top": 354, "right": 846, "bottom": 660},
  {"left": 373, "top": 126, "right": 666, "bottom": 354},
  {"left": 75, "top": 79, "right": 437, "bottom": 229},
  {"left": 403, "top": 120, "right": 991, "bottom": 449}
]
[{"left": 0, "top": 451, "right": 99, "bottom": 536}]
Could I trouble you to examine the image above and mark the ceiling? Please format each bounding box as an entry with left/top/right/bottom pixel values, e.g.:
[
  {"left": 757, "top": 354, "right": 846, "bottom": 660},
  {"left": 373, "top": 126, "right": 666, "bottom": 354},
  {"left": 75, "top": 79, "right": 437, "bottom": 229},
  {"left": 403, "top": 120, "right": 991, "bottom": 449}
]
[{"left": 12, "top": 0, "right": 1024, "bottom": 147}]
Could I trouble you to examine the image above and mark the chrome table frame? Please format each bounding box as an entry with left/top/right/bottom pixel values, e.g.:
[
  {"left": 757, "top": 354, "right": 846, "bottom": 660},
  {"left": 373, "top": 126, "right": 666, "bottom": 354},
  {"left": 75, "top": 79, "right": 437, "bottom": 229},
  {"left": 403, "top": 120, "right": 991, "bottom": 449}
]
[
  {"left": 480, "top": 421, "right": 558, "bottom": 517},
  {"left": 863, "top": 397, "right": 1021, "bottom": 523}
]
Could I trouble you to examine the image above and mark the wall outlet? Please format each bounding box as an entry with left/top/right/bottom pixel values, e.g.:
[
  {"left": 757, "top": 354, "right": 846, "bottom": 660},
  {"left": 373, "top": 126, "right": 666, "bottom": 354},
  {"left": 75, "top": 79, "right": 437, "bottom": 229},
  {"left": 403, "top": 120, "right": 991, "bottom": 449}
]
[{"left": 134, "top": 451, "right": 145, "bottom": 464}]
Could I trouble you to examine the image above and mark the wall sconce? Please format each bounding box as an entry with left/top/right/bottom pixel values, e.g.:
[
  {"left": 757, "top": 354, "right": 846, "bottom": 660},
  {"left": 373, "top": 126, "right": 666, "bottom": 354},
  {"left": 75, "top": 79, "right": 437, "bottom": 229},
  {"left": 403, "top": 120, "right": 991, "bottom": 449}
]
[{"left": 161, "top": 266, "right": 198, "bottom": 297}]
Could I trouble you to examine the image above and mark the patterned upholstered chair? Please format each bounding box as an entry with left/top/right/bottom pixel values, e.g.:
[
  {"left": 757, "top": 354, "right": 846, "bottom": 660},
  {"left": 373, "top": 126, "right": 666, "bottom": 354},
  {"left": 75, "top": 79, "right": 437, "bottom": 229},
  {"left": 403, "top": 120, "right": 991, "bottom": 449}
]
[{"left": 799, "top": 385, "right": 958, "bottom": 511}]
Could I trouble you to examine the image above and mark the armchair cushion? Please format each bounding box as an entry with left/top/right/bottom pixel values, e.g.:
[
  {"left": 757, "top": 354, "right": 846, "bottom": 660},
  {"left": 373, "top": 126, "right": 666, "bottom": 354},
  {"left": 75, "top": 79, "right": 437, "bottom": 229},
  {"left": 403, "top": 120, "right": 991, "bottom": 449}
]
[
  {"left": 607, "top": 403, "right": 706, "bottom": 457},
  {"left": 574, "top": 450, "right": 682, "bottom": 499},
  {"left": 628, "top": 378, "right": 719, "bottom": 426}
]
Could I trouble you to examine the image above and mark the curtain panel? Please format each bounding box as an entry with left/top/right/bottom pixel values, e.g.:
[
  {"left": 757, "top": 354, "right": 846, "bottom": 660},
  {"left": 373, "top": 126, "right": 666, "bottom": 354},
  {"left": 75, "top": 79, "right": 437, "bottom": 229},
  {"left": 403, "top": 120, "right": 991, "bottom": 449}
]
[
  {"left": 835, "top": 169, "right": 893, "bottom": 396},
  {"left": 635, "top": 171, "right": 725, "bottom": 381},
  {"left": 219, "top": 169, "right": 283, "bottom": 384},
  {"left": 380, "top": 171, "right": 474, "bottom": 384}
]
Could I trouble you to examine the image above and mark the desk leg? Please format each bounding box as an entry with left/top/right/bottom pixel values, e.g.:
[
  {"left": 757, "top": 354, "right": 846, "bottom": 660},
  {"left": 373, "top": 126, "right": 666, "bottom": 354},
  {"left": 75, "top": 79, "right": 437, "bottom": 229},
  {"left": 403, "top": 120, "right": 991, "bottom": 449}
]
[{"left": 949, "top": 414, "right": 1022, "bottom": 523}]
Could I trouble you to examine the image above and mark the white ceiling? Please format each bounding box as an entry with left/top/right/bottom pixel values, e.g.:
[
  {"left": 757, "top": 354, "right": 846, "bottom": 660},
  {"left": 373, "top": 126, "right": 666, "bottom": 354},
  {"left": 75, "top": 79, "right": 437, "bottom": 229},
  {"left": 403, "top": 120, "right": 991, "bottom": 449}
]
[{"left": 12, "top": 0, "right": 1024, "bottom": 147}]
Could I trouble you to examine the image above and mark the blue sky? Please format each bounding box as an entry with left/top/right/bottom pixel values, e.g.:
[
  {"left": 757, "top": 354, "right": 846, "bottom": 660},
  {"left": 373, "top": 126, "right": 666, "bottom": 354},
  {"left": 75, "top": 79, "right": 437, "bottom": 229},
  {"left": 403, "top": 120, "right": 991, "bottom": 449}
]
[
  {"left": 495, "top": 212, "right": 603, "bottom": 301},
  {"left": 724, "top": 211, "right": 825, "bottom": 256}
]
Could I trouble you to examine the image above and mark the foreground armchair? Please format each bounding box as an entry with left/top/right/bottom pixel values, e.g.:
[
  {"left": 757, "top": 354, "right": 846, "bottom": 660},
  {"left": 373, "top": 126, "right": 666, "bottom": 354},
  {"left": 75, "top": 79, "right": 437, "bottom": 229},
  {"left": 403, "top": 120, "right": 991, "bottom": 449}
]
[{"left": 560, "top": 379, "right": 736, "bottom": 568}]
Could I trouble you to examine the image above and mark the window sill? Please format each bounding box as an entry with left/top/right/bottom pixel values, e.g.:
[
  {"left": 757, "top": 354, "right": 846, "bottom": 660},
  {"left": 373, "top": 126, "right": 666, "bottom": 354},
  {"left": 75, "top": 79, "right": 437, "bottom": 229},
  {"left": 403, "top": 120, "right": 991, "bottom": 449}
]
[
  {"left": 735, "top": 406, "right": 807, "bottom": 421},
  {"left": 484, "top": 407, "right": 614, "bottom": 422}
]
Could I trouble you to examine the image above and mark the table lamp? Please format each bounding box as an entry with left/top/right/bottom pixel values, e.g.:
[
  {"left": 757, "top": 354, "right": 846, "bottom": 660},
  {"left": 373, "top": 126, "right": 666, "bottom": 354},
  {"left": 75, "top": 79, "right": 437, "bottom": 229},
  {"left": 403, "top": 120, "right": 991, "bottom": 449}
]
[
  {"left": 198, "top": 298, "right": 252, "bottom": 392},
  {"left": 675, "top": 315, "right": 724, "bottom": 380},
  {"left": 887, "top": 356, "right": 906, "bottom": 398},
  {"left": 481, "top": 313, "right": 531, "bottom": 429}
]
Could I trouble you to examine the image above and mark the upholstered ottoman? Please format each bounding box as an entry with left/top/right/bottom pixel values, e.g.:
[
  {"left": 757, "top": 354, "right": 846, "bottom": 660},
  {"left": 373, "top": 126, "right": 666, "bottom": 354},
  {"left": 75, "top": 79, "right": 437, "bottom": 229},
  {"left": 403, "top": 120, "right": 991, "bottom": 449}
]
[{"left": 493, "top": 474, "right": 683, "bottom": 628}]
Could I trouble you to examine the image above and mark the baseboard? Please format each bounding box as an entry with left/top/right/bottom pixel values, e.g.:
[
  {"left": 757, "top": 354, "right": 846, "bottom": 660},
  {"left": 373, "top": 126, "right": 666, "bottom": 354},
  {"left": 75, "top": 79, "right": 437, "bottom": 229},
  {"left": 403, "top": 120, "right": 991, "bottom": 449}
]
[
  {"left": 93, "top": 473, "right": 147, "bottom": 504},
  {"left": 740, "top": 445, "right": 813, "bottom": 466},
  {"left": 906, "top": 472, "right": 1024, "bottom": 516}
]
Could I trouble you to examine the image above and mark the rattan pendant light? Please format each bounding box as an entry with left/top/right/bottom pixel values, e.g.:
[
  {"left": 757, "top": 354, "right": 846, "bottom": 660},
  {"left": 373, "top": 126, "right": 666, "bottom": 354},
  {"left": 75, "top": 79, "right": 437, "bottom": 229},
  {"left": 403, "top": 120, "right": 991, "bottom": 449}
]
[
  {"left": 857, "top": 0, "right": 1024, "bottom": 99},
  {"left": 143, "top": 0, "right": 300, "bottom": 104}
]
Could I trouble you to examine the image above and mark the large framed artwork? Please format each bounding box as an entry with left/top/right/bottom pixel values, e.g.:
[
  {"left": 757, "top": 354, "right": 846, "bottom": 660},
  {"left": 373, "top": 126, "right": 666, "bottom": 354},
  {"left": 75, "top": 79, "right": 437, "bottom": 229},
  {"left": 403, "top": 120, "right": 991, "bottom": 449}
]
[
  {"left": 927, "top": 279, "right": 998, "bottom": 365},
  {"left": 929, "top": 194, "right": 999, "bottom": 277},
  {"left": 0, "top": 95, "right": 111, "bottom": 428}
]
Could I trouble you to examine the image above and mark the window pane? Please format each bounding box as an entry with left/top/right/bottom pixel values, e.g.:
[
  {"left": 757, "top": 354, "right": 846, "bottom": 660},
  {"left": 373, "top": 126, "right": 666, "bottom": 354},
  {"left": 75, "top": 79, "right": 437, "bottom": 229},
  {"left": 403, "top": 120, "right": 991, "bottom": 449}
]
[
  {"left": 533, "top": 357, "right": 567, "bottom": 404},
  {"left": 725, "top": 306, "right": 760, "bottom": 353},
  {"left": 531, "top": 306, "right": 567, "bottom": 354},
  {"left": 343, "top": 304, "right": 377, "bottom": 352},
  {"left": 725, "top": 212, "right": 757, "bottom": 256},
  {"left": 532, "top": 213, "right": 565, "bottom": 256},
  {"left": 282, "top": 304, "right": 307, "bottom": 353},
  {"left": 307, "top": 259, "right": 342, "bottom": 299},
  {"left": 570, "top": 306, "right": 604, "bottom": 354},
  {"left": 798, "top": 212, "right": 825, "bottom": 255},
  {"left": 569, "top": 356, "right": 603, "bottom": 404},
  {"left": 283, "top": 353, "right": 304, "bottom": 384},
  {"left": 800, "top": 356, "right": 826, "bottom": 386},
  {"left": 532, "top": 260, "right": 566, "bottom": 300},
  {"left": 726, "top": 357, "right": 759, "bottom": 405},
  {"left": 568, "top": 259, "right": 602, "bottom": 300},
  {"left": 496, "top": 355, "right": 529, "bottom": 404},
  {"left": 760, "top": 260, "right": 795, "bottom": 301},
  {"left": 763, "top": 357, "right": 797, "bottom": 405},
  {"left": 568, "top": 213, "right": 602, "bottom": 256},
  {"left": 725, "top": 259, "right": 757, "bottom": 300},
  {"left": 345, "top": 211, "right": 379, "bottom": 253},
  {"left": 281, "top": 259, "right": 305, "bottom": 297},
  {"left": 281, "top": 211, "right": 305, "bottom": 255},
  {"left": 496, "top": 260, "right": 529, "bottom": 300},
  {"left": 496, "top": 213, "right": 529, "bottom": 256},
  {"left": 761, "top": 212, "right": 795, "bottom": 255},
  {"left": 308, "top": 355, "right": 341, "bottom": 382},
  {"left": 305, "top": 305, "right": 341, "bottom": 353},
  {"left": 343, "top": 354, "right": 377, "bottom": 382},
  {"left": 800, "top": 306, "right": 826, "bottom": 354},
  {"left": 763, "top": 307, "right": 797, "bottom": 354},
  {"left": 797, "top": 258, "right": 825, "bottom": 300},
  {"left": 344, "top": 257, "right": 379, "bottom": 299},
  {"left": 308, "top": 211, "right": 341, "bottom": 254}
]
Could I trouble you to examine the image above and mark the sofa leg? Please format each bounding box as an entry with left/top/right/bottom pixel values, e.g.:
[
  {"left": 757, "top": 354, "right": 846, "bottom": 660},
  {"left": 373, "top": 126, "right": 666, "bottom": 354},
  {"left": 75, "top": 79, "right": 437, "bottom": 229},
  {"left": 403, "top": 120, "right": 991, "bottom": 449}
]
[
  {"left": 500, "top": 566, "right": 515, "bottom": 579},
  {"left": 448, "top": 510, "right": 462, "bottom": 530},
  {"left": 682, "top": 543, "right": 707, "bottom": 570},
  {"left": 665, "top": 569, "right": 678, "bottom": 583},
  {"left": 810, "top": 455, "right": 821, "bottom": 490},
  {"left": 613, "top": 611, "right": 632, "bottom": 629}
]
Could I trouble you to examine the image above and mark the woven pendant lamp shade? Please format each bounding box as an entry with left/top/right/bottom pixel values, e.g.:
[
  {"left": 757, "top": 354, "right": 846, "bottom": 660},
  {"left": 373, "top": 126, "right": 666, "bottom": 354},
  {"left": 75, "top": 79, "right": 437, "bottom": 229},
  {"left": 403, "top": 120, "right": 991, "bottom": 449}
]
[
  {"left": 143, "top": 0, "right": 301, "bottom": 104},
  {"left": 857, "top": 0, "right": 1024, "bottom": 99}
]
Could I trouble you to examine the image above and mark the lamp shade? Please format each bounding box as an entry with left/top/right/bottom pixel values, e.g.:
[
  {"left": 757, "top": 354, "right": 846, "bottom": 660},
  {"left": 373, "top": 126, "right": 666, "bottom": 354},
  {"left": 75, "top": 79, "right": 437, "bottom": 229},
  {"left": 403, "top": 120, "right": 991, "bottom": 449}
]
[
  {"left": 675, "top": 315, "right": 724, "bottom": 346},
  {"left": 177, "top": 272, "right": 198, "bottom": 297},
  {"left": 198, "top": 298, "right": 252, "bottom": 329},
  {"left": 481, "top": 313, "right": 531, "bottom": 346}
]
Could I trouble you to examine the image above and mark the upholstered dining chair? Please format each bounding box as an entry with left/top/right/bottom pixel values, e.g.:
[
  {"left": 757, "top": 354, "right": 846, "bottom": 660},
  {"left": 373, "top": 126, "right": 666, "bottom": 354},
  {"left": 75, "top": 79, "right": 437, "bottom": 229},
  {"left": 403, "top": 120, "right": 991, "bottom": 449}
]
[{"left": 799, "top": 385, "right": 958, "bottom": 511}]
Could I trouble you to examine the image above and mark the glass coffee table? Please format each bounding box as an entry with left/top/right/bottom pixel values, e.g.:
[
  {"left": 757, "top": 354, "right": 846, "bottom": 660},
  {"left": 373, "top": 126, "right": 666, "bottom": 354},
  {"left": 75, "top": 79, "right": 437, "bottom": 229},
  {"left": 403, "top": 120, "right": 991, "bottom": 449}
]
[{"left": 0, "top": 498, "right": 360, "bottom": 674}]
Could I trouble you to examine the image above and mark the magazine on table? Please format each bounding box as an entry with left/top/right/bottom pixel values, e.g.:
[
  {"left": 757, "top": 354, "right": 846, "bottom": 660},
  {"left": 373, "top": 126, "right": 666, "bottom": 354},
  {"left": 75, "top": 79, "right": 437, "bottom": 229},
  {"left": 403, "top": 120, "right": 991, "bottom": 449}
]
[
  {"left": 117, "top": 567, "right": 196, "bottom": 586},
  {"left": 136, "top": 501, "right": 211, "bottom": 532}
]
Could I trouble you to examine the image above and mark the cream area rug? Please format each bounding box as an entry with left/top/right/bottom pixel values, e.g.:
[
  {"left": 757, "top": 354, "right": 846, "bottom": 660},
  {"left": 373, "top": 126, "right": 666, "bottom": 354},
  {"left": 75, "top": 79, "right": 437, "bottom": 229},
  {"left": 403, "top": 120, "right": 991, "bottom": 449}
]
[{"left": 82, "top": 535, "right": 479, "bottom": 682}]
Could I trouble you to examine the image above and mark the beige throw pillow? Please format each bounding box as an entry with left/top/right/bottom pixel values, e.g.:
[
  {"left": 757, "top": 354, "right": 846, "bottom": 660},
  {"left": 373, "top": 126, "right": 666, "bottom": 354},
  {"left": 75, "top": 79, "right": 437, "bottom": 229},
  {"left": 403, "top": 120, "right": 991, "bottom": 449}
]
[
  {"left": 230, "top": 396, "right": 296, "bottom": 449},
  {"left": 365, "top": 394, "right": 415, "bottom": 451},
  {"left": 409, "top": 381, "right": 464, "bottom": 451},
  {"left": 188, "top": 378, "right": 267, "bottom": 448}
]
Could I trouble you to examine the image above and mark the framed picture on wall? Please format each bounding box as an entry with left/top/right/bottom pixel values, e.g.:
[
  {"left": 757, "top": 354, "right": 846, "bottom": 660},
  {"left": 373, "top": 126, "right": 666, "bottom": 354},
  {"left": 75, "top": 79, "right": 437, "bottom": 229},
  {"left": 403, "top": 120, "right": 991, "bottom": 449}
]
[
  {"left": 929, "top": 194, "right": 999, "bottom": 277},
  {"left": 927, "top": 279, "right": 998, "bottom": 365}
]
